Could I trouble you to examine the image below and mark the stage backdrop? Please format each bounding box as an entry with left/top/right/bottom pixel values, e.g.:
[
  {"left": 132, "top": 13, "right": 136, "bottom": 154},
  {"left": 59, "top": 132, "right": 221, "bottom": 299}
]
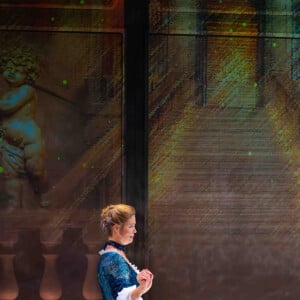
[
  {"left": 0, "top": 2, "right": 124, "bottom": 300},
  {"left": 148, "top": 1, "right": 300, "bottom": 299}
]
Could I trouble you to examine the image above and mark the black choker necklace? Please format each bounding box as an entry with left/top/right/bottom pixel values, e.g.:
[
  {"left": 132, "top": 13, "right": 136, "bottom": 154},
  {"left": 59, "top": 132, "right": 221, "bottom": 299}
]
[{"left": 103, "top": 240, "right": 126, "bottom": 252}]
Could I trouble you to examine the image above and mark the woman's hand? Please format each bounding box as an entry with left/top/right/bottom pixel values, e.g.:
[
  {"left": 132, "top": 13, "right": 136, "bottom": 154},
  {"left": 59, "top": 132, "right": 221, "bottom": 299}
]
[
  {"left": 137, "top": 269, "right": 154, "bottom": 293},
  {"left": 131, "top": 269, "right": 154, "bottom": 300}
]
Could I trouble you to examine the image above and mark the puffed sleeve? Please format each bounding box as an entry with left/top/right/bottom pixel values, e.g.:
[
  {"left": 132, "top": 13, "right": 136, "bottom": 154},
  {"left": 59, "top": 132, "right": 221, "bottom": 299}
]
[
  {"left": 117, "top": 285, "right": 142, "bottom": 300},
  {"left": 98, "top": 252, "right": 142, "bottom": 300}
]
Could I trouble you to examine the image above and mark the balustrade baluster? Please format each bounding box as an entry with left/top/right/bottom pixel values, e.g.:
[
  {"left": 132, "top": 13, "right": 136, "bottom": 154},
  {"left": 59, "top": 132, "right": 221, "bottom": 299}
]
[
  {"left": 0, "top": 230, "right": 18, "bottom": 300},
  {"left": 40, "top": 228, "right": 63, "bottom": 300},
  {"left": 40, "top": 254, "right": 62, "bottom": 300},
  {"left": 0, "top": 254, "right": 18, "bottom": 300},
  {"left": 82, "top": 224, "right": 103, "bottom": 300},
  {"left": 82, "top": 253, "right": 102, "bottom": 300}
]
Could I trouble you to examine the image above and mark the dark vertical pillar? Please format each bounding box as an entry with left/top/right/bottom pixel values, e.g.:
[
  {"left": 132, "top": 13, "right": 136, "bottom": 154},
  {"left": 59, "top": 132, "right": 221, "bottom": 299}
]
[
  {"left": 195, "top": 2, "right": 208, "bottom": 106},
  {"left": 292, "top": 1, "right": 300, "bottom": 80},
  {"left": 124, "top": 1, "right": 149, "bottom": 266},
  {"left": 256, "top": 1, "right": 266, "bottom": 107}
]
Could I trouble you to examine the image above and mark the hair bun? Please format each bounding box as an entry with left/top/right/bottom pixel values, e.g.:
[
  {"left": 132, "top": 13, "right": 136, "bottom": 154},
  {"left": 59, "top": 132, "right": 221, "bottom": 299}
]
[{"left": 100, "top": 204, "right": 135, "bottom": 236}]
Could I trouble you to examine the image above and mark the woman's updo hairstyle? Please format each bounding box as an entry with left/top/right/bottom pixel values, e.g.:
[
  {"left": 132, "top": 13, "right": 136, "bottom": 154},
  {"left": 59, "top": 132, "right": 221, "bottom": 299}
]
[{"left": 100, "top": 204, "right": 135, "bottom": 236}]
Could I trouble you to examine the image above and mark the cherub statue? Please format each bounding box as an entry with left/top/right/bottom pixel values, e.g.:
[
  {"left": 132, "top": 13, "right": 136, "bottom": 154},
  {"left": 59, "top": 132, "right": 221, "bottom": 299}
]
[{"left": 0, "top": 46, "right": 48, "bottom": 210}]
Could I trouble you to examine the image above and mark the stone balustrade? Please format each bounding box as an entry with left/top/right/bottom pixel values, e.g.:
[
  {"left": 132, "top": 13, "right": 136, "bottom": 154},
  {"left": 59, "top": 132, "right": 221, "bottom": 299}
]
[{"left": 0, "top": 209, "right": 104, "bottom": 300}]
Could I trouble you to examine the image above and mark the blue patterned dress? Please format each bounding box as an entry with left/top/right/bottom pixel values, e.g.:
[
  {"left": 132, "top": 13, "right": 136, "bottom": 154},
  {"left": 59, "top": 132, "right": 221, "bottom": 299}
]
[{"left": 98, "top": 250, "right": 142, "bottom": 300}]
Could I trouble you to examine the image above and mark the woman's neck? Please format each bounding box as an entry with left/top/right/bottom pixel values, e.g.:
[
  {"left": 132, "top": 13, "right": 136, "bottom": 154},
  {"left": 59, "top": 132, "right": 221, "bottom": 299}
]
[{"left": 105, "top": 240, "right": 126, "bottom": 252}]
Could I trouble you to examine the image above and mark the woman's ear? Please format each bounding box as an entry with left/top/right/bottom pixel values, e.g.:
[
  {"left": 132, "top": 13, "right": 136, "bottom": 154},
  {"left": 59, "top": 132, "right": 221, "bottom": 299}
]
[{"left": 113, "top": 223, "right": 120, "bottom": 233}]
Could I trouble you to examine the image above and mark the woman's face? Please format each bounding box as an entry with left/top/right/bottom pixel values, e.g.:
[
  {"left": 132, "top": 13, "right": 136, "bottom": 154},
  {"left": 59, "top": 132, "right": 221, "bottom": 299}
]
[{"left": 114, "top": 215, "right": 137, "bottom": 245}]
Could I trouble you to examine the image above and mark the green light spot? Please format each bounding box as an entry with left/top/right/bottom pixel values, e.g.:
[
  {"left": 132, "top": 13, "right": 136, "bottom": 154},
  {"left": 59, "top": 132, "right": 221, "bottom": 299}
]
[
  {"left": 80, "top": 0, "right": 85, "bottom": 4},
  {"left": 50, "top": 16, "right": 55, "bottom": 22},
  {"left": 242, "top": 22, "right": 247, "bottom": 27},
  {"left": 253, "top": 82, "right": 258, "bottom": 88},
  {"left": 62, "top": 79, "right": 68, "bottom": 86},
  {"left": 228, "top": 28, "right": 233, "bottom": 33},
  {"left": 272, "top": 42, "right": 277, "bottom": 48},
  {"left": 0, "top": 166, "right": 4, "bottom": 173},
  {"left": 248, "top": 151, "right": 252, "bottom": 156},
  {"left": 57, "top": 156, "right": 61, "bottom": 161}
]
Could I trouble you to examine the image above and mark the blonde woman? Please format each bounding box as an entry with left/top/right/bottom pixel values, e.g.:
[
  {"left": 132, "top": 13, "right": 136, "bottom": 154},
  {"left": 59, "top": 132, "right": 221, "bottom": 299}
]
[{"left": 98, "top": 204, "right": 154, "bottom": 300}]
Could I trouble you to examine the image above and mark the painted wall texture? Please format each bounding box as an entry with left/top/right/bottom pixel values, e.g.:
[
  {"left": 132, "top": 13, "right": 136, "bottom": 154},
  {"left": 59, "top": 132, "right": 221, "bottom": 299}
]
[
  {"left": 0, "top": 2, "right": 123, "bottom": 299},
  {"left": 148, "top": 1, "right": 300, "bottom": 299},
  {"left": 0, "top": 1, "right": 300, "bottom": 300}
]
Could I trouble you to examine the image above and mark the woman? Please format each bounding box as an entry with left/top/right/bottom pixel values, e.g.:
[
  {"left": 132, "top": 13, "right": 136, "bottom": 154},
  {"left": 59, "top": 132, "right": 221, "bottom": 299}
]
[{"left": 98, "top": 204, "right": 154, "bottom": 300}]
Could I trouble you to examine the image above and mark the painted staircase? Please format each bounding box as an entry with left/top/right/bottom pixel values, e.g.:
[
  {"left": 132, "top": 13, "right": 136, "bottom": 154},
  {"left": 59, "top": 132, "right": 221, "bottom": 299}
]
[{"left": 148, "top": 105, "right": 300, "bottom": 300}]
